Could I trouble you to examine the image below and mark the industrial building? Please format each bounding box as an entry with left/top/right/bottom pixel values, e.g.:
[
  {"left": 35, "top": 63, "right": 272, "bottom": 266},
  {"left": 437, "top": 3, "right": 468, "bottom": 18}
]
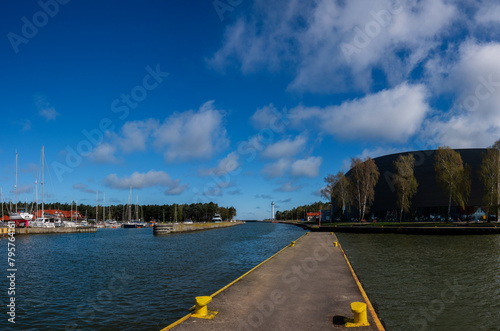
[{"left": 337, "top": 149, "right": 488, "bottom": 221}]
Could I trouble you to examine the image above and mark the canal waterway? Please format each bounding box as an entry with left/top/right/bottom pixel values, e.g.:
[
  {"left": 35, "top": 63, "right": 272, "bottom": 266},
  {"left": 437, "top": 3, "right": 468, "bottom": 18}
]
[
  {"left": 0, "top": 222, "right": 303, "bottom": 330},
  {"left": 336, "top": 233, "right": 500, "bottom": 331}
]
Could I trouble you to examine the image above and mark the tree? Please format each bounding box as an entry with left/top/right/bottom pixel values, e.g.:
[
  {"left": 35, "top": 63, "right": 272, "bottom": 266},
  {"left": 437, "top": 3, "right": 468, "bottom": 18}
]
[
  {"left": 479, "top": 145, "right": 499, "bottom": 221},
  {"left": 393, "top": 154, "right": 418, "bottom": 222},
  {"left": 434, "top": 147, "right": 470, "bottom": 222},
  {"left": 321, "top": 171, "right": 352, "bottom": 220},
  {"left": 350, "top": 157, "right": 380, "bottom": 221}
]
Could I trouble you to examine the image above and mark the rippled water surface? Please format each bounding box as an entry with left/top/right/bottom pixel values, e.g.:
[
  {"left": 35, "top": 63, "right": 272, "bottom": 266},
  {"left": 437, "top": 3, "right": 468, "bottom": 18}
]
[
  {"left": 336, "top": 233, "right": 500, "bottom": 331},
  {"left": 0, "top": 222, "right": 303, "bottom": 330}
]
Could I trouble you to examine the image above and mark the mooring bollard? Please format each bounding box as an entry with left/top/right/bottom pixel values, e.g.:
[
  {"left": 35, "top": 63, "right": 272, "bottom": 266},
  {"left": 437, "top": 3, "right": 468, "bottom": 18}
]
[
  {"left": 290, "top": 241, "right": 295, "bottom": 247},
  {"left": 345, "top": 302, "right": 369, "bottom": 327},
  {"left": 333, "top": 241, "right": 338, "bottom": 247},
  {"left": 192, "top": 296, "right": 218, "bottom": 319}
]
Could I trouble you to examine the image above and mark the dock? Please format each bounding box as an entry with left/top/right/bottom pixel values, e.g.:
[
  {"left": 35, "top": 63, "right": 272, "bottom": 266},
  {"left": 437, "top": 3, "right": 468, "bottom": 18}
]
[
  {"left": 163, "top": 232, "right": 384, "bottom": 330},
  {"left": 154, "top": 221, "right": 244, "bottom": 235},
  {"left": 0, "top": 226, "right": 98, "bottom": 235}
]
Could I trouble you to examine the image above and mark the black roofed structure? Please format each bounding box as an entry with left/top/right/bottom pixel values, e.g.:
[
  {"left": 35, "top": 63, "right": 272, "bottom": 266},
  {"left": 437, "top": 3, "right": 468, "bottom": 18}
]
[{"left": 342, "top": 148, "right": 488, "bottom": 220}]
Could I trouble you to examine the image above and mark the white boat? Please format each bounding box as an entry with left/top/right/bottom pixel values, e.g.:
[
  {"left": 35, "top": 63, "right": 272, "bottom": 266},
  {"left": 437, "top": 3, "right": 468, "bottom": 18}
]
[
  {"left": 32, "top": 217, "right": 55, "bottom": 228},
  {"left": 212, "top": 213, "right": 222, "bottom": 223}
]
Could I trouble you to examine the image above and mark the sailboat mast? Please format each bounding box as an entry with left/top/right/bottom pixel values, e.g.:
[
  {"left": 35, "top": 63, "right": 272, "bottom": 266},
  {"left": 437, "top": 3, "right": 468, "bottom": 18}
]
[
  {"left": 103, "top": 192, "right": 105, "bottom": 222},
  {"left": 136, "top": 194, "right": 139, "bottom": 221},
  {"left": 41, "top": 146, "right": 44, "bottom": 218},
  {"left": 128, "top": 186, "right": 132, "bottom": 222},
  {"left": 15, "top": 151, "right": 18, "bottom": 213},
  {"left": 96, "top": 191, "right": 99, "bottom": 223}
]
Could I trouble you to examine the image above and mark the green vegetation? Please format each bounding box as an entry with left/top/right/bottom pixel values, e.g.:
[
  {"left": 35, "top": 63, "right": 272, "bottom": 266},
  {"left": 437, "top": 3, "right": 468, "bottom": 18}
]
[
  {"left": 479, "top": 141, "right": 500, "bottom": 221},
  {"left": 347, "top": 157, "right": 379, "bottom": 221},
  {"left": 321, "top": 171, "right": 351, "bottom": 220},
  {"left": 434, "top": 146, "right": 470, "bottom": 222},
  {"left": 274, "top": 201, "right": 327, "bottom": 221},
  {"left": 7, "top": 201, "right": 236, "bottom": 222},
  {"left": 393, "top": 154, "right": 418, "bottom": 222}
]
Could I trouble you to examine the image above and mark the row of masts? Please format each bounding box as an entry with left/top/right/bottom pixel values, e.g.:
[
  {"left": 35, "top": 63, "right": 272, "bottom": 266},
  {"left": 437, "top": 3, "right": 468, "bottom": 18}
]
[{"left": 4, "top": 147, "right": 145, "bottom": 223}]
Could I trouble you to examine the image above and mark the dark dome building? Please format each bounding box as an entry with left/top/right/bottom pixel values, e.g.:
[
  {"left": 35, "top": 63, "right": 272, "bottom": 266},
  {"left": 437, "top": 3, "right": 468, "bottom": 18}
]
[{"left": 342, "top": 149, "right": 488, "bottom": 220}]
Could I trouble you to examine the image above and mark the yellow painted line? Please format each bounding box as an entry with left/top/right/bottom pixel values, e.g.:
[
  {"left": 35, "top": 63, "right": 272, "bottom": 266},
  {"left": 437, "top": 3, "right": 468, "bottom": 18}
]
[
  {"left": 161, "top": 232, "right": 308, "bottom": 330},
  {"left": 161, "top": 312, "right": 192, "bottom": 331},
  {"left": 339, "top": 243, "right": 385, "bottom": 331}
]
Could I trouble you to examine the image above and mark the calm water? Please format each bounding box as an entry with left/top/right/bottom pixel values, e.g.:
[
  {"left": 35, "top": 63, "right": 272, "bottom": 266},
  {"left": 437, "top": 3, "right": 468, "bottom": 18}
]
[
  {"left": 0, "top": 222, "right": 303, "bottom": 330},
  {"left": 336, "top": 233, "right": 500, "bottom": 331}
]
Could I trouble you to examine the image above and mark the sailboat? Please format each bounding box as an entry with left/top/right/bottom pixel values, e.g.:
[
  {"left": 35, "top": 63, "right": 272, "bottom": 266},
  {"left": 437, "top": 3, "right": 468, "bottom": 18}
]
[
  {"left": 123, "top": 187, "right": 145, "bottom": 228},
  {"left": 31, "top": 146, "right": 55, "bottom": 228},
  {"left": 9, "top": 151, "right": 33, "bottom": 226}
]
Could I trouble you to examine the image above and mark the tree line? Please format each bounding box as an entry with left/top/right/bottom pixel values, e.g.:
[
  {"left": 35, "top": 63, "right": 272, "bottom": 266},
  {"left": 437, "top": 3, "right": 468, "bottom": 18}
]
[
  {"left": 2, "top": 201, "right": 236, "bottom": 223},
  {"left": 321, "top": 143, "right": 500, "bottom": 222},
  {"left": 274, "top": 201, "right": 327, "bottom": 221}
]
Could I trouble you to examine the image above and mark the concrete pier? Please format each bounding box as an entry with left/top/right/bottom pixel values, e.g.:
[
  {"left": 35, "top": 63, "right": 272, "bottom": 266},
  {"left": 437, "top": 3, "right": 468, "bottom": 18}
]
[
  {"left": 6, "top": 226, "right": 98, "bottom": 235},
  {"left": 163, "top": 232, "right": 384, "bottom": 330},
  {"left": 154, "top": 221, "right": 244, "bottom": 235}
]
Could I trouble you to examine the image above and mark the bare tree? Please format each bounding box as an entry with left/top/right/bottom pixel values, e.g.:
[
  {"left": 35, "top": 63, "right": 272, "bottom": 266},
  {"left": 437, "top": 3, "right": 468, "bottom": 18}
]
[
  {"left": 321, "top": 171, "right": 352, "bottom": 220},
  {"left": 350, "top": 157, "right": 380, "bottom": 221},
  {"left": 434, "top": 147, "right": 470, "bottom": 222},
  {"left": 393, "top": 154, "right": 418, "bottom": 222}
]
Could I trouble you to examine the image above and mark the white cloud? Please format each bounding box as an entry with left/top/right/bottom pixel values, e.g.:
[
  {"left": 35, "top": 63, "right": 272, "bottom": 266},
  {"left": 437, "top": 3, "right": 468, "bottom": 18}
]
[
  {"left": 39, "top": 107, "right": 59, "bottom": 121},
  {"left": 165, "top": 183, "right": 188, "bottom": 196},
  {"left": 153, "top": 101, "right": 229, "bottom": 162},
  {"left": 262, "top": 135, "right": 307, "bottom": 159},
  {"left": 290, "top": 156, "right": 322, "bottom": 178},
  {"left": 421, "top": 41, "right": 500, "bottom": 147},
  {"left": 249, "top": 104, "right": 287, "bottom": 132},
  {"left": 289, "top": 83, "right": 430, "bottom": 143},
  {"left": 113, "top": 119, "right": 159, "bottom": 153},
  {"left": 73, "top": 183, "right": 96, "bottom": 194},
  {"left": 275, "top": 181, "right": 302, "bottom": 192},
  {"left": 35, "top": 95, "right": 60, "bottom": 121},
  {"left": 199, "top": 152, "right": 240, "bottom": 176},
  {"left": 88, "top": 143, "right": 120, "bottom": 164},
  {"left": 209, "top": 0, "right": 458, "bottom": 93},
  {"left": 261, "top": 158, "right": 291, "bottom": 178},
  {"left": 103, "top": 170, "right": 186, "bottom": 195},
  {"left": 475, "top": 3, "right": 500, "bottom": 25}
]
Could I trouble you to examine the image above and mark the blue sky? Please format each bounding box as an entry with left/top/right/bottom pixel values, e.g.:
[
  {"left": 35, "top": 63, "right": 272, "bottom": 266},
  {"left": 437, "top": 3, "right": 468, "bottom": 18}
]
[{"left": 2, "top": 0, "right": 500, "bottom": 220}]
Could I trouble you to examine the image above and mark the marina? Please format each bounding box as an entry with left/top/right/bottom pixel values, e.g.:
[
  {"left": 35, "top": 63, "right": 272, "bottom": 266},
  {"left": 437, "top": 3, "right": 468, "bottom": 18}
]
[{"left": 1, "top": 222, "right": 498, "bottom": 330}]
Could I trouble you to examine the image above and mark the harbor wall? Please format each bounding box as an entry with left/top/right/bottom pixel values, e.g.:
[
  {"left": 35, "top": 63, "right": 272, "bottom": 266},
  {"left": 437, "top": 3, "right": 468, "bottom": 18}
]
[
  {"left": 11, "top": 226, "right": 97, "bottom": 235},
  {"left": 154, "top": 221, "right": 244, "bottom": 235}
]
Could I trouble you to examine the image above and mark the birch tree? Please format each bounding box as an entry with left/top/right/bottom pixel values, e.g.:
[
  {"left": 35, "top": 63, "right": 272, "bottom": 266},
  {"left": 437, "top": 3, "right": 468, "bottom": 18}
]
[
  {"left": 350, "top": 157, "right": 380, "bottom": 221},
  {"left": 479, "top": 145, "right": 499, "bottom": 221},
  {"left": 434, "top": 147, "right": 470, "bottom": 222},
  {"left": 393, "top": 154, "right": 418, "bottom": 222},
  {"left": 321, "top": 171, "right": 352, "bottom": 220}
]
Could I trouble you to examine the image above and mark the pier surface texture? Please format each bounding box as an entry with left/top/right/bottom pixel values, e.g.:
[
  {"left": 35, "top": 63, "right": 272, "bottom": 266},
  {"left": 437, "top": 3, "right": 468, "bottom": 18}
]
[{"left": 166, "top": 232, "right": 384, "bottom": 331}]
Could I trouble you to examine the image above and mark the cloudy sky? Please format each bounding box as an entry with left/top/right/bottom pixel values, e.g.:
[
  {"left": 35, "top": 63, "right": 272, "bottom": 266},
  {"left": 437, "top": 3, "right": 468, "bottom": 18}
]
[{"left": 1, "top": 0, "right": 500, "bottom": 219}]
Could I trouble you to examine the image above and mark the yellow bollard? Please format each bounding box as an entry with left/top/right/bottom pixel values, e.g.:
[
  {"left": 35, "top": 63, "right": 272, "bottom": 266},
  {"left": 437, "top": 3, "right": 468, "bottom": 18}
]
[
  {"left": 333, "top": 241, "right": 338, "bottom": 247},
  {"left": 330, "top": 232, "right": 333, "bottom": 235},
  {"left": 290, "top": 241, "right": 295, "bottom": 247},
  {"left": 192, "top": 296, "right": 218, "bottom": 319},
  {"left": 345, "top": 302, "right": 369, "bottom": 327}
]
